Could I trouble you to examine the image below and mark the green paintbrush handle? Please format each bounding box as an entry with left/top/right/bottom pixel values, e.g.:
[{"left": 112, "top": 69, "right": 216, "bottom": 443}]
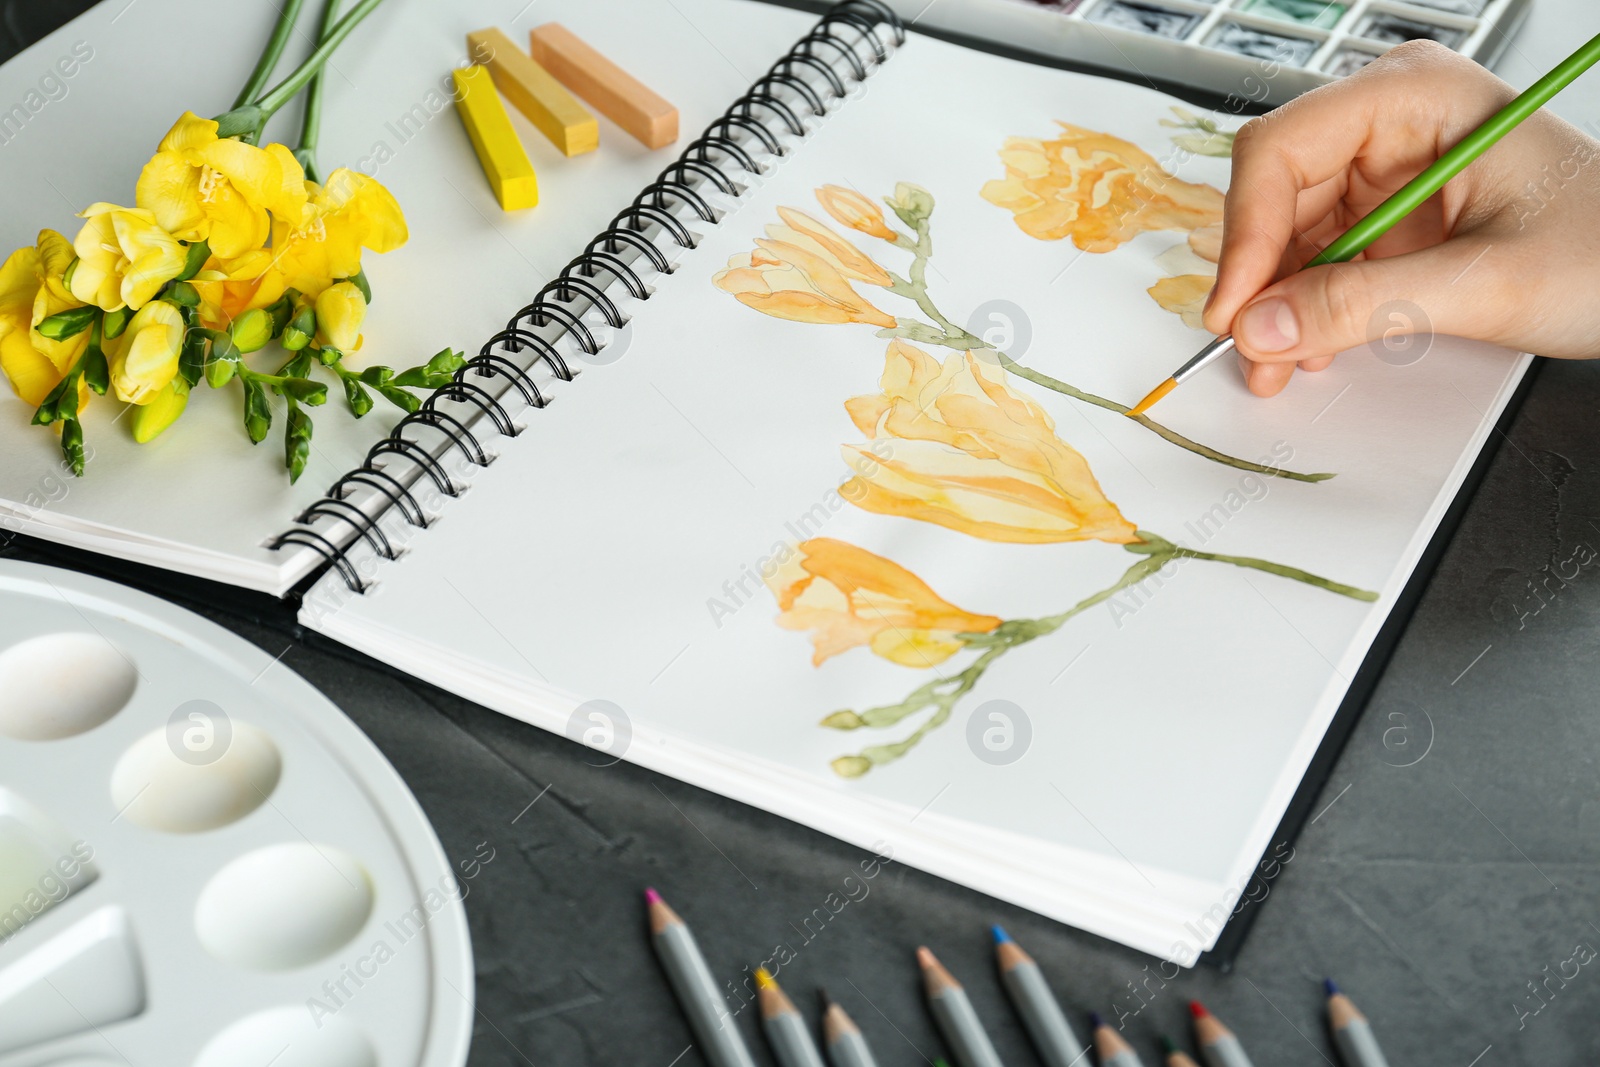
[{"left": 1307, "top": 30, "right": 1600, "bottom": 268}]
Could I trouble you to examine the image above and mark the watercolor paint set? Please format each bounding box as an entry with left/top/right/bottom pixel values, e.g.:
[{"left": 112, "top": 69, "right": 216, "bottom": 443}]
[
  {"left": 0, "top": 561, "right": 473, "bottom": 1066},
  {"left": 995, "top": 0, "right": 1532, "bottom": 104}
]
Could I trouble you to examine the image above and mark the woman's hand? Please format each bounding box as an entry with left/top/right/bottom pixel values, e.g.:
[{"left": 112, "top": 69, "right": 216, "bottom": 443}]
[{"left": 1204, "top": 40, "right": 1600, "bottom": 397}]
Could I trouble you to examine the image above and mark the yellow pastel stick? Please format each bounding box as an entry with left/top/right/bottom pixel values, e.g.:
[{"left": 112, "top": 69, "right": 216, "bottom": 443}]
[
  {"left": 466, "top": 27, "right": 597, "bottom": 157},
  {"left": 452, "top": 65, "right": 539, "bottom": 211}
]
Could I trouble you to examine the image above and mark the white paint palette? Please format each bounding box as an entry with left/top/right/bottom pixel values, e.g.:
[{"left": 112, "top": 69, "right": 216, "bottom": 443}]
[
  {"left": 954, "top": 0, "right": 1532, "bottom": 105},
  {"left": 0, "top": 561, "right": 472, "bottom": 1067}
]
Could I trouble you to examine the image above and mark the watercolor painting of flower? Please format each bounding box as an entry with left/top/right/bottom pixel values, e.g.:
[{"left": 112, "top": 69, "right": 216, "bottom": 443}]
[
  {"left": 982, "top": 121, "right": 1236, "bottom": 331},
  {"left": 810, "top": 343, "right": 1376, "bottom": 777},
  {"left": 840, "top": 341, "right": 1139, "bottom": 545},
  {"left": 709, "top": 169, "right": 1378, "bottom": 778},
  {"left": 713, "top": 179, "right": 1328, "bottom": 483},
  {"left": 765, "top": 537, "right": 1001, "bottom": 669},
  {"left": 980, "top": 123, "right": 1224, "bottom": 252}
]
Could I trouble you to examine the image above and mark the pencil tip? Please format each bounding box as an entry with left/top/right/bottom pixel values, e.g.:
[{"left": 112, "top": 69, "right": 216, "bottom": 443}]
[
  {"left": 755, "top": 967, "right": 776, "bottom": 991},
  {"left": 1188, "top": 1000, "right": 1207, "bottom": 1020},
  {"left": 1126, "top": 377, "right": 1176, "bottom": 418},
  {"left": 644, "top": 887, "right": 662, "bottom": 905},
  {"left": 818, "top": 986, "right": 832, "bottom": 1011},
  {"left": 1160, "top": 1035, "right": 1178, "bottom": 1054},
  {"left": 1323, "top": 977, "right": 1339, "bottom": 997},
  {"left": 916, "top": 946, "right": 937, "bottom": 969},
  {"left": 991, "top": 924, "right": 1011, "bottom": 945},
  {"left": 1089, "top": 1011, "right": 1105, "bottom": 1029}
]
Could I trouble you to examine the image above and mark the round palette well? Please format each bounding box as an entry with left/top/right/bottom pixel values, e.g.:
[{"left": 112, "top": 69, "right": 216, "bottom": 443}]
[{"left": 0, "top": 561, "right": 473, "bottom": 1066}]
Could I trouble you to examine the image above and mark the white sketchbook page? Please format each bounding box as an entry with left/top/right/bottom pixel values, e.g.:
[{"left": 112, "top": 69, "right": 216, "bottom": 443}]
[
  {"left": 0, "top": 0, "right": 811, "bottom": 593},
  {"left": 305, "top": 36, "right": 1527, "bottom": 913}
]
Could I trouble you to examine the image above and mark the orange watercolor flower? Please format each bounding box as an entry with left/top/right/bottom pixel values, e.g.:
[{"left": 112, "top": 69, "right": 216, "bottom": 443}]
[
  {"left": 713, "top": 238, "right": 896, "bottom": 328},
  {"left": 765, "top": 537, "right": 1001, "bottom": 668},
  {"left": 842, "top": 341, "right": 1139, "bottom": 545},
  {"left": 981, "top": 124, "right": 1224, "bottom": 253},
  {"left": 816, "top": 184, "right": 899, "bottom": 241},
  {"left": 767, "top": 207, "right": 892, "bottom": 287}
]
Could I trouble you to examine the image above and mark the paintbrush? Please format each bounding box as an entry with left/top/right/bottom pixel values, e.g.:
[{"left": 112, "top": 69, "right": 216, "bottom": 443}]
[{"left": 1128, "top": 31, "right": 1600, "bottom": 417}]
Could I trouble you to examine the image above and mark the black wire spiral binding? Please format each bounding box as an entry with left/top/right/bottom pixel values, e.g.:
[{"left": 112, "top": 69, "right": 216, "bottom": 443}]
[{"left": 274, "top": 0, "right": 903, "bottom": 593}]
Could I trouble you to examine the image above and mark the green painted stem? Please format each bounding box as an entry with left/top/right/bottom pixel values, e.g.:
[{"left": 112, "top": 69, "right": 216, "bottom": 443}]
[
  {"left": 886, "top": 229, "right": 1335, "bottom": 482},
  {"left": 833, "top": 534, "right": 1375, "bottom": 774},
  {"left": 233, "top": 0, "right": 306, "bottom": 111},
  {"left": 1309, "top": 31, "right": 1600, "bottom": 268}
]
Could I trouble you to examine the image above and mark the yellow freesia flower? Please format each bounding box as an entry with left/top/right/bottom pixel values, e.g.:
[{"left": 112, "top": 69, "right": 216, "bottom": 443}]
[
  {"left": 135, "top": 111, "right": 310, "bottom": 259},
  {"left": 315, "top": 280, "right": 366, "bottom": 352},
  {"left": 107, "top": 299, "right": 184, "bottom": 405},
  {"left": 245, "top": 168, "right": 408, "bottom": 309},
  {"left": 816, "top": 184, "right": 898, "bottom": 241},
  {"left": 0, "top": 232, "right": 90, "bottom": 409},
  {"left": 131, "top": 377, "right": 190, "bottom": 443},
  {"left": 766, "top": 207, "right": 891, "bottom": 287},
  {"left": 765, "top": 537, "right": 1002, "bottom": 668},
  {"left": 982, "top": 123, "right": 1224, "bottom": 253},
  {"left": 713, "top": 239, "right": 896, "bottom": 328},
  {"left": 69, "top": 204, "right": 187, "bottom": 312},
  {"left": 189, "top": 250, "right": 276, "bottom": 331},
  {"left": 842, "top": 341, "right": 1139, "bottom": 545}
]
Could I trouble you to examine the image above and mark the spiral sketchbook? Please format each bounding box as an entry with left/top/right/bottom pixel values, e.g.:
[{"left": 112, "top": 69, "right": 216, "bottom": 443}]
[{"left": 0, "top": 0, "right": 1531, "bottom": 961}]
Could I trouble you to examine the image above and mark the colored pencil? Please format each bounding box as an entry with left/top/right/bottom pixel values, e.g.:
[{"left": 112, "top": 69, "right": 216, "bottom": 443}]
[
  {"left": 1325, "top": 979, "right": 1391, "bottom": 1067},
  {"left": 1161, "top": 1035, "right": 1202, "bottom": 1067},
  {"left": 1189, "top": 1001, "right": 1253, "bottom": 1067},
  {"left": 917, "top": 947, "right": 1004, "bottom": 1067},
  {"left": 755, "top": 968, "right": 826, "bottom": 1067},
  {"left": 819, "top": 988, "right": 880, "bottom": 1067},
  {"left": 1127, "top": 30, "right": 1600, "bottom": 416},
  {"left": 1091, "top": 1011, "right": 1145, "bottom": 1067},
  {"left": 992, "top": 925, "right": 1089, "bottom": 1067},
  {"left": 645, "top": 888, "right": 758, "bottom": 1067}
]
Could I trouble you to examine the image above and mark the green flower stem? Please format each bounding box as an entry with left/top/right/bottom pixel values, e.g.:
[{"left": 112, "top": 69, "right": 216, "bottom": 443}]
[
  {"left": 832, "top": 533, "right": 1376, "bottom": 775},
  {"left": 233, "top": 0, "right": 307, "bottom": 111},
  {"left": 295, "top": 0, "right": 343, "bottom": 182},
  {"left": 253, "top": 0, "right": 386, "bottom": 122},
  {"left": 881, "top": 216, "right": 1335, "bottom": 483}
]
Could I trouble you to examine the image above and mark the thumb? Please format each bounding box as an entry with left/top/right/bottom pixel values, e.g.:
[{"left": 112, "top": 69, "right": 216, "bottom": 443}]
[{"left": 1230, "top": 239, "right": 1503, "bottom": 367}]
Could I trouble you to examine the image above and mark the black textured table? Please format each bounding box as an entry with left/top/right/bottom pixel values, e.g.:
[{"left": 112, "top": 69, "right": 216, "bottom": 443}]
[{"left": 4, "top": 4, "right": 1600, "bottom": 1065}]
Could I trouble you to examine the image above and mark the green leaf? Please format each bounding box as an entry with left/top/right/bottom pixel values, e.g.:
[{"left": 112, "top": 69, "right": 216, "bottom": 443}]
[
  {"left": 36, "top": 306, "right": 98, "bottom": 342},
  {"left": 242, "top": 376, "right": 272, "bottom": 443},
  {"left": 82, "top": 346, "right": 110, "bottom": 396},
  {"left": 341, "top": 375, "right": 373, "bottom": 418},
  {"left": 376, "top": 384, "right": 422, "bottom": 414},
  {"left": 212, "top": 106, "right": 263, "bottom": 140},
  {"left": 426, "top": 347, "right": 466, "bottom": 376},
  {"left": 176, "top": 239, "right": 211, "bottom": 281},
  {"left": 346, "top": 267, "right": 372, "bottom": 305},
  {"left": 278, "top": 349, "right": 314, "bottom": 380},
  {"left": 31, "top": 369, "right": 78, "bottom": 425},
  {"left": 278, "top": 377, "right": 327, "bottom": 406},
  {"left": 179, "top": 309, "right": 207, "bottom": 387},
  {"left": 60, "top": 417, "right": 85, "bottom": 478},
  {"left": 284, "top": 403, "right": 313, "bottom": 483},
  {"left": 166, "top": 281, "right": 200, "bottom": 308},
  {"left": 282, "top": 305, "right": 316, "bottom": 351},
  {"left": 101, "top": 306, "right": 131, "bottom": 341}
]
